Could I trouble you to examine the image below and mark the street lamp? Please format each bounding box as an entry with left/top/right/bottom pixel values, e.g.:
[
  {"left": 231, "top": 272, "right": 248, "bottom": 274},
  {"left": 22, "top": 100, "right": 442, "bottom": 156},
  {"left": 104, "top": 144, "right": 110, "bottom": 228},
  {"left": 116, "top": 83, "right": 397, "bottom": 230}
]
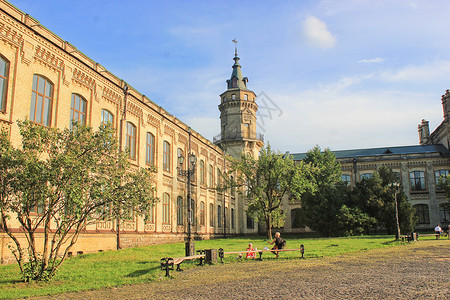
[
  {"left": 388, "top": 182, "right": 401, "bottom": 240},
  {"left": 178, "top": 152, "right": 196, "bottom": 256}
]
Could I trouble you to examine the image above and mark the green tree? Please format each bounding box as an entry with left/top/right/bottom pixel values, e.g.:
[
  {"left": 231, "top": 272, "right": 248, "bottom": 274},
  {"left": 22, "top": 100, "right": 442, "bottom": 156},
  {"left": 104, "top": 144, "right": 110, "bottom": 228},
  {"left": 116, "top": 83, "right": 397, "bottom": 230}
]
[
  {"left": 300, "top": 146, "right": 343, "bottom": 236},
  {"left": 227, "top": 145, "right": 313, "bottom": 239},
  {"left": 438, "top": 174, "right": 450, "bottom": 211},
  {"left": 349, "top": 167, "right": 416, "bottom": 237},
  {"left": 0, "top": 120, "right": 156, "bottom": 282}
]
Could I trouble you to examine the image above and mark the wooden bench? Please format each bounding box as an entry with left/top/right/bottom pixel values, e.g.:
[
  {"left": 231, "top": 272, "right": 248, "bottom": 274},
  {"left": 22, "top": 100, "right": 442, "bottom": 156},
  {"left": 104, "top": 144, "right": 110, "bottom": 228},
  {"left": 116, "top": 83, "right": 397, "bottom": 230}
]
[
  {"left": 218, "top": 246, "right": 305, "bottom": 263},
  {"left": 160, "top": 254, "right": 205, "bottom": 277}
]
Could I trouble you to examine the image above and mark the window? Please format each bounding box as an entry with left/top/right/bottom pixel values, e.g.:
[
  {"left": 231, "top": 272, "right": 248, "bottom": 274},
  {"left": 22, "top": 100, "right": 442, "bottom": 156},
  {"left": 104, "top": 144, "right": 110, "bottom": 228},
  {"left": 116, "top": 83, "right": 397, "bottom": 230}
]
[
  {"left": 101, "top": 109, "right": 114, "bottom": 125},
  {"left": 177, "top": 196, "right": 184, "bottom": 225},
  {"left": 439, "top": 203, "right": 449, "bottom": 224},
  {"left": 162, "top": 193, "right": 170, "bottom": 224},
  {"left": 225, "top": 207, "right": 228, "bottom": 228},
  {"left": 30, "top": 200, "right": 45, "bottom": 215},
  {"left": 30, "top": 75, "right": 53, "bottom": 126},
  {"left": 360, "top": 173, "right": 373, "bottom": 180},
  {"left": 217, "top": 168, "right": 221, "bottom": 188},
  {"left": 163, "top": 141, "right": 171, "bottom": 172},
  {"left": 70, "top": 94, "right": 87, "bottom": 128},
  {"left": 232, "top": 94, "right": 236, "bottom": 100},
  {"left": 413, "top": 204, "right": 430, "bottom": 224},
  {"left": 209, "top": 203, "right": 214, "bottom": 227},
  {"left": 0, "top": 56, "right": 9, "bottom": 112},
  {"left": 291, "top": 208, "right": 303, "bottom": 228},
  {"left": 231, "top": 208, "right": 235, "bottom": 229},
  {"left": 218, "top": 205, "right": 222, "bottom": 227},
  {"left": 177, "top": 148, "right": 184, "bottom": 171},
  {"left": 341, "top": 174, "right": 351, "bottom": 185},
  {"left": 410, "top": 171, "right": 426, "bottom": 191},
  {"left": 147, "top": 205, "right": 154, "bottom": 224},
  {"left": 200, "top": 201, "right": 205, "bottom": 226},
  {"left": 200, "top": 160, "right": 205, "bottom": 185},
  {"left": 126, "top": 122, "right": 137, "bottom": 159},
  {"left": 190, "top": 199, "right": 196, "bottom": 226},
  {"left": 435, "top": 170, "right": 449, "bottom": 184},
  {"left": 246, "top": 214, "right": 254, "bottom": 229},
  {"left": 231, "top": 176, "right": 235, "bottom": 197},
  {"left": 244, "top": 94, "right": 248, "bottom": 100},
  {"left": 208, "top": 164, "right": 214, "bottom": 187},
  {"left": 146, "top": 133, "right": 155, "bottom": 166}
]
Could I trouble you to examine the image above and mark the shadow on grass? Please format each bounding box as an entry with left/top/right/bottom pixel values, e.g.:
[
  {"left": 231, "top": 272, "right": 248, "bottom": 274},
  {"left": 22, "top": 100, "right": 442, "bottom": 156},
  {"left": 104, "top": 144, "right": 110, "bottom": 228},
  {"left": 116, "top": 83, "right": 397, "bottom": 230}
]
[
  {"left": 0, "top": 278, "right": 23, "bottom": 284},
  {"left": 126, "top": 266, "right": 161, "bottom": 278}
]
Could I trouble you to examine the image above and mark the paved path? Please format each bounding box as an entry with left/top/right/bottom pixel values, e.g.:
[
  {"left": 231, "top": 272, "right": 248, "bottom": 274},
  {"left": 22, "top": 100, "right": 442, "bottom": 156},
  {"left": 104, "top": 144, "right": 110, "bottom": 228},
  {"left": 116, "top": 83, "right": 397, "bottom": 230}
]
[{"left": 40, "top": 241, "right": 449, "bottom": 299}]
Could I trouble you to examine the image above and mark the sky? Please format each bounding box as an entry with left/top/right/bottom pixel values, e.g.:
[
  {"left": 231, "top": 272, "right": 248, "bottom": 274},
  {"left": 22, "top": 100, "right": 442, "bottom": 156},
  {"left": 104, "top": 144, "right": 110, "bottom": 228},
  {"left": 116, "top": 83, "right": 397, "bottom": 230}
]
[{"left": 11, "top": 0, "right": 450, "bottom": 153}]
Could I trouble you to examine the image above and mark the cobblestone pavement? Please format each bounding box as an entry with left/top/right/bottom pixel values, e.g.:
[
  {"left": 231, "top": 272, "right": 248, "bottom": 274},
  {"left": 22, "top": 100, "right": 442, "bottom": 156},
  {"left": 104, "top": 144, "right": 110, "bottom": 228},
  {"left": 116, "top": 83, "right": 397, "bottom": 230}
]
[{"left": 39, "top": 241, "right": 449, "bottom": 300}]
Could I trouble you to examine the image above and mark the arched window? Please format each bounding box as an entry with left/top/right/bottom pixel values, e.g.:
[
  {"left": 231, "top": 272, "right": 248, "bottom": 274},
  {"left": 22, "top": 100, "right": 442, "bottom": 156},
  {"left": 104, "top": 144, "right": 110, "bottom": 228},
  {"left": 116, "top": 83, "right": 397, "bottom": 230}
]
[
  {"left": 163, "top": 141, "right": 171, "bottom": 172},
  {"left": 208, "top": 164, "right": 214, "bottom": 187},
  {"left": 246, "top": 214, "right": 254, "bottom": 229},
  {"left": 231, "top": 175, "right": 235, "bottom": 197},
  {"left": 101, "top": 109, "right": 114, "bottom": 126},
  {"left": 209, "top": 203, "right": 214, "bottom": 227},
  {"left": 162, "top": 193, "right": 170, "bottom": 224},
  {"left": 217, "top": 167, "right": 221, "bottom": 188},
  {"left": 217, "top": 205, "right": 222, "bottom": 228},
  {"left": 291, "top": 208, "right": 303, "bottom": 228},
  {"left": 70, "top": 94, "right": 87, "bottom": 128},
  {"left": 225, "top": 207, "right": 228, "bottom": 228},
  {"left": 146, "top": 133, "right": 155, "bottom": 166},
  {"left": 191, "top": 199, "right": 196, "bottom": 226},
  {"left": 200, "top": 160, "right": 205, "bottom": 185},
  {"left": 410, "top": 171, "right": 426, "bottom": 191},
  {"left": 231, "top": 208, "right": 235, "bottom": 229},
  {"left": 177, "top": 196, "right": 184, "bottom": 225},
  {"left": 200, "top": 201, "right": 205, "bottom": 226},
  {"left": 413, "top": 204, "right": 429, "bottom": 224},
  {"left": 30, "top": 75, "right": 53, "bottom": 126},
  {"left": 439, "top": 203, "right": 449, "bottom": 224},
  {"left": 126, "top": 122, "right": 137, "bottom": 159},
  {"left": 0, "top": 56, "right": 9, "bottom": 112}
]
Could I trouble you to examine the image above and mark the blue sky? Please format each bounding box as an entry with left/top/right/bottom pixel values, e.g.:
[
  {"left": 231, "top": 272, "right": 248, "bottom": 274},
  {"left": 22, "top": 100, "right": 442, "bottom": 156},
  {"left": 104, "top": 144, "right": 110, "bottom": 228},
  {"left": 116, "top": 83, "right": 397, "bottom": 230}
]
[{"left": 12, "top": 0, "right": 450, "bottom": 152}]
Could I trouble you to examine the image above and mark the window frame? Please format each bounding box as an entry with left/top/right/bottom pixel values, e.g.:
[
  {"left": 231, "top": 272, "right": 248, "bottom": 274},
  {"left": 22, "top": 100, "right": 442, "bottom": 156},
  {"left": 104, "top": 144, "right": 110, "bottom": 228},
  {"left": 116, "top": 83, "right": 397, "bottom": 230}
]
[
  {"left": 101, "top": 109, "right": 114, "bottom": 126},
  {"left": 163, "top": 141, "right": 171, "bottom": 172},
  {"left": 413, "top": 204, "right": 430, "bottom": 224},
  {"left": 410, "top": 171, "right": 426, "bottom": 191},
  {"left": 70, "top": 93, "right": 87, "bottom": 128},
  {"left": 126, "top": 121, "right": 137, "bottom": 160},
  {"left": 0, "top": 55, "right": 9, "bottom": 112},
  {"left": 200, "top": 201, "right": 205, "bottom": 226},
  {"left": 162, "top": 193, "right": 170, "bottom": 224},
  {"left": 146, "top": 132, "right": 156, "bottom": 166},
  {"left": 177, "top": 196, "right": 184, "bottom": 226},
  {"left": 30, "top": 74, "right": 53, "bottom": 127}
]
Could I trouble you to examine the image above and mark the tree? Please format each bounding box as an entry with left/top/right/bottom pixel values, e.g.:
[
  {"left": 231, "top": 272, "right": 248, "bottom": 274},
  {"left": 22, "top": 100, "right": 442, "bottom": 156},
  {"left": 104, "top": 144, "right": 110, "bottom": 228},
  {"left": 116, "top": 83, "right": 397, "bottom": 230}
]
[
  {"left": 227, "top": 145, "right": 313, "bottom": 239},
  {"left": 438, "top": 174, "right": 450, "bottom": 211},
  {"left": 300, "top": 146, "right": 344, "bottom": 236},
  {"left": 349, "top": 167, "right": 416, "bottom": 236},
  {"left": 0, "top": 120, "right": 156, "bottom": 282}
]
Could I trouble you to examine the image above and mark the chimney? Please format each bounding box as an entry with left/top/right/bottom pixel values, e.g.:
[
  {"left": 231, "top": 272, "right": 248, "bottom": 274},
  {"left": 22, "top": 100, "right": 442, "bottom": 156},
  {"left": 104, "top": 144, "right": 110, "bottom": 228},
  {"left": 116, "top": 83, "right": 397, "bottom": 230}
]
[{"left": 418, "top": 119, "right": 430, "bottom": 145}]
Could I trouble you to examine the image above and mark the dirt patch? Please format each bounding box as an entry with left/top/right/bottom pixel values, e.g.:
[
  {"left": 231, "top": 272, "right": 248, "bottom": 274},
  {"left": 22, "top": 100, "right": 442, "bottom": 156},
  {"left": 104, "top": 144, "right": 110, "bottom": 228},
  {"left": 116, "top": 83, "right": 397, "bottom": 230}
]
[{"left": 36, "top": 240, "right": 450, "bottom": 300}]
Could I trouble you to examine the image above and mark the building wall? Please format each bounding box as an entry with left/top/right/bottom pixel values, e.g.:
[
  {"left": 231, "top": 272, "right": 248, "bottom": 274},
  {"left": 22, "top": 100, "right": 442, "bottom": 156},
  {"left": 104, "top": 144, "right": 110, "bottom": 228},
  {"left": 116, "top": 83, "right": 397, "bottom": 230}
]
[{"left": 0, "top": 0, "right": 241, "bottom": 264}]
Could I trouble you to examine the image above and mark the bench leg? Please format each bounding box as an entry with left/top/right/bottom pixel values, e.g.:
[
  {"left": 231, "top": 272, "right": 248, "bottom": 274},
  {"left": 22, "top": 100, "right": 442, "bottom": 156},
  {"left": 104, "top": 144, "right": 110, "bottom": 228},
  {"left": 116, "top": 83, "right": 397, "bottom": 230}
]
[
  {"left": 176, "top": 264, "right": 183, "bottom": 272},
  {"left": 258, "top": 252, "right": 263, "bottom": 261}
]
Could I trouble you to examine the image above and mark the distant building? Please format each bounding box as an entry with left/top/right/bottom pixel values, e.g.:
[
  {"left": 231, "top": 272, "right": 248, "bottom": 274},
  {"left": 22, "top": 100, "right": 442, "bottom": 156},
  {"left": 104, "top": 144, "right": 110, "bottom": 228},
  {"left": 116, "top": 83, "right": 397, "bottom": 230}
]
[{"left": 288, "top": 92, "right": 450, "bottom": 231}]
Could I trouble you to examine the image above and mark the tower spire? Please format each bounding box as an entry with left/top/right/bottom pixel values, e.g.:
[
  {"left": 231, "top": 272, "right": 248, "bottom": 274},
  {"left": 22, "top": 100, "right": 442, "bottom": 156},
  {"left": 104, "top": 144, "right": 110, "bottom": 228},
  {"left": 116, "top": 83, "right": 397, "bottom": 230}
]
[
  {"left": 228, "top": 38, "right": 248, "bottom": 90},
  {"left": 232, "top": 38, "right": 238, "bottom": 56}
]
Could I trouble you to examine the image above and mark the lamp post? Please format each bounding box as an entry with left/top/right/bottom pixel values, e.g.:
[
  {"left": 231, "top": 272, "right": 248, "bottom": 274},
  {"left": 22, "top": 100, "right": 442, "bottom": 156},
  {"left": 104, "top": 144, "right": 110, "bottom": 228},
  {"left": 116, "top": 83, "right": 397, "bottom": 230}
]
[
  {"left": 388, "top": 182, "right": 401, "bottom": 240},
  {"left": 178, "top": 148, "right": 196, "bottom": 256}
]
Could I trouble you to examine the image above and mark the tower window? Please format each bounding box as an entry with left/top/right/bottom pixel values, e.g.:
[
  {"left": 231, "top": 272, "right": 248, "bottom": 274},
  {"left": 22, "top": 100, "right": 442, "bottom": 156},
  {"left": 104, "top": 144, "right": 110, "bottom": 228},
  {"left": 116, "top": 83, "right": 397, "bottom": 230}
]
[
  {"left": 244, "top": 94, "right": 248, "bottom": 100},
  {"left": 232, "top": 94, "right": 236, "bottom": 100}
]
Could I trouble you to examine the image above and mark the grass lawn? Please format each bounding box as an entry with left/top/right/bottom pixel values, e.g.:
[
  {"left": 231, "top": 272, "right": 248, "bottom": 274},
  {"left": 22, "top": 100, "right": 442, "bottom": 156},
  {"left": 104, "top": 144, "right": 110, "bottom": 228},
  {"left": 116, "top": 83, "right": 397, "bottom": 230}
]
[{"left": 0, "top": 234, "right": 436, "bottom": 299}]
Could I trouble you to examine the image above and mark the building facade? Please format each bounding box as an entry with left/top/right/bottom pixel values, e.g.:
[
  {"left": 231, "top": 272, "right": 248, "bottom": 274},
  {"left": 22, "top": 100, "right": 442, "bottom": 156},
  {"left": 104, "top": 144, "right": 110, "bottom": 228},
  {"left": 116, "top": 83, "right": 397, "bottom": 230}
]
[{"left": 0, "top": 1, "right": 258, "bottom": 264}]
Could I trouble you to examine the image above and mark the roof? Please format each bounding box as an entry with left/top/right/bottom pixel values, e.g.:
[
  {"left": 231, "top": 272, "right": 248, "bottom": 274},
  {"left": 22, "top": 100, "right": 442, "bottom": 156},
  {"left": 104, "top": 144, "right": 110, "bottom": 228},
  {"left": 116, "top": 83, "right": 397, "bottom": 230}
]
[{"left": 290, "top": 144, "right": 450, "bottom": 161}]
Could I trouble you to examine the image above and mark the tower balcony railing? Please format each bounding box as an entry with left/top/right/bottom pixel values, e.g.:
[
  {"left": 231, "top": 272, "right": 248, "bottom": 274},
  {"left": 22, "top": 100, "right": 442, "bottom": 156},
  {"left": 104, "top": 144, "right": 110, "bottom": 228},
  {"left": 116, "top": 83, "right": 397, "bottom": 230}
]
[{"left": 213, "top": 132, "right": 264, "bottom": 144}]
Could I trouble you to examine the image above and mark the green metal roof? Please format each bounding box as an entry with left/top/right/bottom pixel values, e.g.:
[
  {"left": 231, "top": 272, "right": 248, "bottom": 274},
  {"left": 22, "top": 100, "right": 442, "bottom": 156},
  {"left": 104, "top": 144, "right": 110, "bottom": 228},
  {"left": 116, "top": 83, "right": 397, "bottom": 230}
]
[{"left": 290, "top": 144, "right": 450, "bottom": 161}]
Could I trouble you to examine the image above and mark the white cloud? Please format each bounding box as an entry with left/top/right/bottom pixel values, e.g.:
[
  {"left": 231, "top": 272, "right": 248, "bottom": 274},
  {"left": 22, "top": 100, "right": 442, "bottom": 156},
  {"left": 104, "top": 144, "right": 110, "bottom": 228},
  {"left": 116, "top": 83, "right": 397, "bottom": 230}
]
[
  {"left": 358, "top": 57, "right": 385, "bottom": 64},
  {"left": 301, "top": 16, "right": 337, "bottom": 49},
  {"left": 380, "top": 61, "right": 450, "bottom": 82}
]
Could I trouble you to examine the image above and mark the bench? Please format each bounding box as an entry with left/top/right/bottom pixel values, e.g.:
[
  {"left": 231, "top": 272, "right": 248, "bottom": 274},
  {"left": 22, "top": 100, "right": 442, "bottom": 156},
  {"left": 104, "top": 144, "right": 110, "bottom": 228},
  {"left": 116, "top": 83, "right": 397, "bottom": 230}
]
[
  {"left": 160, "top": 254, "right": 205, "bottom": 277},
  {"left": 218, "top": 245, "right": 305, "bottom": 263}
]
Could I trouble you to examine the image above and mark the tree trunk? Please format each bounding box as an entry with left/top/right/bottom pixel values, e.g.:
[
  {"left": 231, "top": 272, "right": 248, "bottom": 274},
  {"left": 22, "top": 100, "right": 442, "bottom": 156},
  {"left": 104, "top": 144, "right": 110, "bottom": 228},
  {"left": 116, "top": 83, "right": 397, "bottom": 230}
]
[{"left": 266, "top": 214, "right": 272, "bottom": 240}]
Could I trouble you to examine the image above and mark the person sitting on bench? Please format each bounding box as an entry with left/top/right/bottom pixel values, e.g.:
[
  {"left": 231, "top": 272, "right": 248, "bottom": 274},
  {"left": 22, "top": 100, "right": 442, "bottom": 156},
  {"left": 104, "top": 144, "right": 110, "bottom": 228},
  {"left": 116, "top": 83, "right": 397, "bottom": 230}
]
[
  {"left": 246, "top": 243, "right": 256, "bottom": 259},
  {"left": 267, "top": 232, "right": 285, "bottom": 258}
]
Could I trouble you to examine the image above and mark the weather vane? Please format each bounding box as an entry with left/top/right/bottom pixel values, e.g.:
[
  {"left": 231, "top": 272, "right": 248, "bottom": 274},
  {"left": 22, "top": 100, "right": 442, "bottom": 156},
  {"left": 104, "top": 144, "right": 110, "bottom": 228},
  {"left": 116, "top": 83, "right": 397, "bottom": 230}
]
[{"left": 232, "top": 38, "right": 238, "bottom": 55}]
